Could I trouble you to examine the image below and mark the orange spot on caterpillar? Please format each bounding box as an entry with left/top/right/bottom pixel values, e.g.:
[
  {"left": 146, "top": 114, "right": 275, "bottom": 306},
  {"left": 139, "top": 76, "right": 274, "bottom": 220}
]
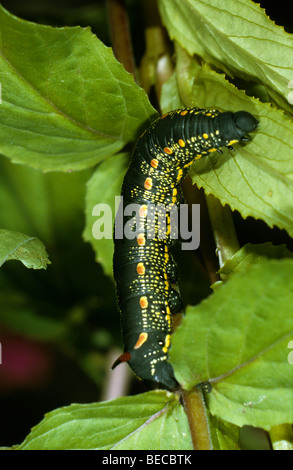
[
  {"left": 151, "top": 159, "right": 159, "bottom": 168},
  {"left": 137, "top": 233, "right": 146, "bottom": 246},
  {"left": 164, "top": 147, "right": 173, "bottom": 155},
  {"left": 134, "top": 332, "right": 148, "bottom": 349},
  {"left": 144, "top": 177, "right": 152, "bottom": 190},
  {"left": 137, "top": 262, "right": 145, "bottom": 275},
  {"left": 139, "top": 296, "right": 148, "bottom": 309},
  {"left": 178, "top": 139, "right": 185, "bottom": 147},
  {"left": 180, "top": 110, "right": 188, "bottom": 116},
  {"left": 139, "top": 205, "right": 148, "bottom": 218}
]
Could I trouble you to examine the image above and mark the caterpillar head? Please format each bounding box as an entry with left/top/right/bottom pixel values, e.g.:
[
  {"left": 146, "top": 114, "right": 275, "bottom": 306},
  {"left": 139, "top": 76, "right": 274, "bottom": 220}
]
[
  {"left": 233, "top": 111, "right": 259, "bottom": 139},
  {"left": 219, "top": 110, "right": 258, "bottom": 146}
]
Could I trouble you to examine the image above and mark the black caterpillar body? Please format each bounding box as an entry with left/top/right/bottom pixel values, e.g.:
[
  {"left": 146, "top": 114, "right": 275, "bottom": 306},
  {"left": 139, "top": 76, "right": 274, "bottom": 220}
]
[{"left": 112, "top": 107, "right": 258, "bottom": 390}]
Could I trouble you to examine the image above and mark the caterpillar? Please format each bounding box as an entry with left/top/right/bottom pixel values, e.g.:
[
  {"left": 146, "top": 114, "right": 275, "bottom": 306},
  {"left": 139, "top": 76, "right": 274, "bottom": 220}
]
[{"left": 112, "top": 107, "right": 258, "bottom": 390}]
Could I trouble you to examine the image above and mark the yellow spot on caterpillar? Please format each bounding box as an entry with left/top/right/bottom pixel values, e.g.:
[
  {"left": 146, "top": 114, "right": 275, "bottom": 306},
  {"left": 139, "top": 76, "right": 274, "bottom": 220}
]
[
  {"left": 137, "top": 233, "right": 146, "bottom": 246},
  {"left": 144, "top": 177, "right": 152, "bottom": 190},
  {"left": 180, "top": 110, "right": 188, "bottom": 116},
  {"left": 164, "top": 147, "right": 173, "bottom": 155},
  {"left": 203, "top": 133, "right": 209, "bottom": 139},
  {"left": 134, "top": 332, "right": 148, "bottom": 349},
  {"left": 166, "top": 214, "right": 171, "bottom": 235},
  {"left": 164, "top": 245, "right": 169, "bottom": 263},
  {"left": 166, "top": 315, "right": 171, "bottom": 328},
  {"left": 183, "top": 161, "right": 193, "bottom": 168},
  {"left": 139, "top": 296, "right": 148, "bottom": 309},
  {"left": 151, "top": 158, "right": 159, "bottom": 168},
  {"left": 178, "top": 139, "right": 185, "bottom": 147},
  {"left": 137, "top": 262, "right": 145, "bottom": 275},
  {"left": 208, "top": 148, "right": 217, "bottom": 153},
  {"left": 176, "top": 168, "right": 183, "bottom": 181},
  {"left": 205, "top": 112, "right": 212, "bottom": 116},
  {"left": 139, "top": 205, "right": 148, "bottom": 218},
  {"left": 162, "top": 335, "right": 171, "bottom": 353},
  {"left": 227, "top": 139, "right": 238, "bottom": 146},
  {"left": 173, "top": 188, "right": 178, "bottom": 201},
  {"left": 195, "top": 154, "right": 202, "bottom": 160}
]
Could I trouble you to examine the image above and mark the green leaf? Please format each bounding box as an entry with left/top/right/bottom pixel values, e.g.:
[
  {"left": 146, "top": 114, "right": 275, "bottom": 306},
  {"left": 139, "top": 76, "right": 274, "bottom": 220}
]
[
  {"left": 0, "top": 158, "right": 90, "bottom": 245},
  {"left": 208, "top": 414, "right": 240, "bottom": 450},
  {"left": 170, "top": 259, "right": 293, "bottom": 429},
  {"left": 83, "top": 153, "right": 129, "bottom": 277},
  {"left": 16, "top": 391, "right": 193, "bottom": 450},
  {"left": 162, "top": 63, "right": 293, "bottom": 238},
  {"left": 0, "top": 229, "right": 50, "bottom": 269},
  {"left": 158, "top": 0, "right": 293, "bottom": 111},
  {"left": 219, "top": 242, "right": 293, "bottom": 279},
  {"left": 0, "top": 5, "right": 156, "bottom": 172}
]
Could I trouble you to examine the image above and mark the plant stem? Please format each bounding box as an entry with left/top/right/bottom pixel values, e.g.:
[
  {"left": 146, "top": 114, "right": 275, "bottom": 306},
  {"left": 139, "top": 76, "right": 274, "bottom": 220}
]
[
  {"left": 205, "top": 194, "right": 240, "bottom": 269},
  {"left": 182, "top": 177, "right": 220, "bottom": 285},
  {"left": 140, "top": 0, "right": 173, "bottom": 99},
  {"left": 269, "top": 424, "right": 293, "bottom": 450},
  {"left": 106, "top": 0, "right": 137, "bottom": 79},
  {"left": 181, "top": 389, "right": 212, "bottom": 450}
]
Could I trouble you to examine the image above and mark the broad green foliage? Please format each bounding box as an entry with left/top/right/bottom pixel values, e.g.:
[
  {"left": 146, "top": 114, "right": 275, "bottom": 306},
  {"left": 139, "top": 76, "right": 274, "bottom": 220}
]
[
  {"left": 218, "top": 242, "right": 293, "bottom": 279},
  {"left": 0, "top": 157, "right": 90, "bottom": 244},
  {"left": 158, "top": 0, "right": 293, "bottom": 111},
  {"left": 170, "top": 259, "right": 293, "bottom": 429},
  {"left": 16, "top": 391, "right": 192, "bottom": 450},
  {"left": 0, "top": 6, "right": 156, "bottom": 171},
  {"left": 0, "top": 229, "right": 50, "bottom": 269},
  {"left": 83, "top": 153, "right": 129, "bottom": 277}
]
